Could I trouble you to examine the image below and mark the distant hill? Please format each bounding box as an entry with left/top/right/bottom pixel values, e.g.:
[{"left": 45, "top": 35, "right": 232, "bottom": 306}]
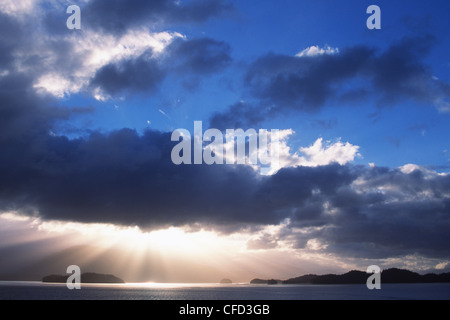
[
  {"left": 220, "top": 278, "right": 232, "bottom": 284},
  {"left": 42, "top": 272, "right": 125, "bottom": 284},
  {"left": 251, "top": 268, "right": 450, "bottom": 285},
  {"left": 250, "top": 278, "right": 268, "bottom": 284},
  {"left": 283, "top": 270, "right": 367, "bottom": 285},
  {"left": 250, "top": 278, "right": 282, "bottom": 285}
]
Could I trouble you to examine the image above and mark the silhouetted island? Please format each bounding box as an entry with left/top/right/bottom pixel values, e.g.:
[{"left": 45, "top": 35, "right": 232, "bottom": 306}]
[
  {"left": 250, "top": 278, "right": 268, "bottom": 284},
  {"left": 42, "top": 273, "right": 125, "bottom": 284},
  {"left": 251, "top": 268, "right": 450, "bottom": 285},
  {"left": 220, "top": 278, "right": 232, "bottom": 284},
  {"left": 250, "top": 279, "right": 282, "bottom": 285}
]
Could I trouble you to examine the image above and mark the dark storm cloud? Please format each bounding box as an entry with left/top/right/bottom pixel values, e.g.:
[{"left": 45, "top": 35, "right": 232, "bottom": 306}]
[
  {"left": 0, "top": 12, "right": 24, "bottom": 69},
  {"left": 0, "top": 73, "right": 91, "bottom": 143},
  {"left": 83, "top": 0, "right": 233, "bottom": 33},
  {"left": 326, "top": 195, "right": 450, "bottom": 259},
  {"left": 247, "top": 35, "right": 442, "bottom": 109},
  {"left": 212, "top": 35, "right": 450, "bottom": 127},
  {"left": 331, "top": 180, "right": 450, "bottom": 258},
  {"left": 2, "top": 108, "right": 450, "bottom": 260},
  {"left": 0, "top": 108, "right": 353, "bottom": 231},
  {"left": 90, "top": 38, "right": 232, "bottom": 96},
  {"left": 246, "top": 46, "right": 374, "bottom": 111},
  {"left": 282, "top": 165, "right": 450, "bottom": 259},
  {"left": 0, "top": 128, "right": 273, "bottom": 228},
  {"left": 90, "top": 50, "right": 164, "bottom": 95}
]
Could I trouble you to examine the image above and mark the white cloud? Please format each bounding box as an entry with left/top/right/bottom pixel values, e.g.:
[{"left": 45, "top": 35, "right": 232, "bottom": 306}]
[
  {"left": 296, "top": 138, "right": 360, "bottom": 167},
  {"left": 249, "top": 132, "right": 360, "bottom": 175},
  {"left": 82, "top": 29, "right": 181, "bottom": 69},
  {"left": 28, "top": 25, "right": 182, "bottom": 98},
  {"left": 296, "top": 45, "right": 339, "bottom": 58},
  {"left": 34, "top": 73, "right": 82, "bottom": 98}
]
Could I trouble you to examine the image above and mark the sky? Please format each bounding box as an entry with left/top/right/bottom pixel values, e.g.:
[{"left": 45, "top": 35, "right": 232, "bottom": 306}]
[{"left": 0, "top": 0, "right": 450, "bottom": 283}]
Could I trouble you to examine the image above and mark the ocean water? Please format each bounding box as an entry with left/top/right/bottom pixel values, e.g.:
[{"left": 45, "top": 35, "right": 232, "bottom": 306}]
[{"left": 0, "top": 281, "right": 449, "bottom": 300}]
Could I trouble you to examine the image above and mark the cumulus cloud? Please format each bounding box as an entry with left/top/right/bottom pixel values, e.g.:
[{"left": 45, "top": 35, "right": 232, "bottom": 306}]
[
  {"left": 2, "top": 1, "right": 231, "bottom": 100},
  {"left": 33, "top": 29, "right": 231, "bottom": 100},
  {"left": 291, "top": 138, "right": 360, "bottom": 167},
  {"left": 245, "top": 46, "right": 373, "bottom": 111},
  {"left": 90, "top": 37, "right": 232, "bottom": 98},
  {"left": 252, "top": 164, "right": 450, "bottom": 259},
  {"left": 9, "top": 9, "right": 182, "bottom": 98},
  {"left": 259, "top": 134, "right": 360, "bottom": 175}
]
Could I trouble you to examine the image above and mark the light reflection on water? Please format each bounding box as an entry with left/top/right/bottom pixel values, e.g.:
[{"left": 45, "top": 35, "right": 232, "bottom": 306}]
[{"left": 1, "top": 281, "right": 450, "bottom": 300}]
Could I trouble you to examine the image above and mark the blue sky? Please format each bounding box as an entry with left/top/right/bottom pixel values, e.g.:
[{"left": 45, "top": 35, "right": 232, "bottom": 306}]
[
  {"left": 1, "top": 0, "right": 450, "bottom": 282},
  {"left": 57, "top": 0, "right": 450, "bottom": 169}
]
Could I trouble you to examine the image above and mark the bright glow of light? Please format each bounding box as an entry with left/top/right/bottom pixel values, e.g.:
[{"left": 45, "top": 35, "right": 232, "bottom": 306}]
[
  {"left": 5, "top": 211, "right": 444, "bottom": 283},
  {"left": 37, "top": 220, "right": 224, "bottom": 256},
  {"left": 1, "top": 212, "right": 311, "bottom": 282}
]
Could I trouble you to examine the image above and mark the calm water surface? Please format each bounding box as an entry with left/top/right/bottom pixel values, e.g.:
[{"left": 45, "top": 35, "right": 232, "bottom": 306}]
[{"left": 0, "top": 281, "right": 449, "bottom": 300}]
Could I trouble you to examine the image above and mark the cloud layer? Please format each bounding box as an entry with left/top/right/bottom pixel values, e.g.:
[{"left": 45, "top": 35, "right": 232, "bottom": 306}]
[
  {"left": 0, "top": 1, "right": 449, "bottom": 266},
  {"left": 212, "top": 35, "right": 450, "bottom": 127},
  {"left": 1, "top": 115, "right": 449, "bottom": 260}
]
